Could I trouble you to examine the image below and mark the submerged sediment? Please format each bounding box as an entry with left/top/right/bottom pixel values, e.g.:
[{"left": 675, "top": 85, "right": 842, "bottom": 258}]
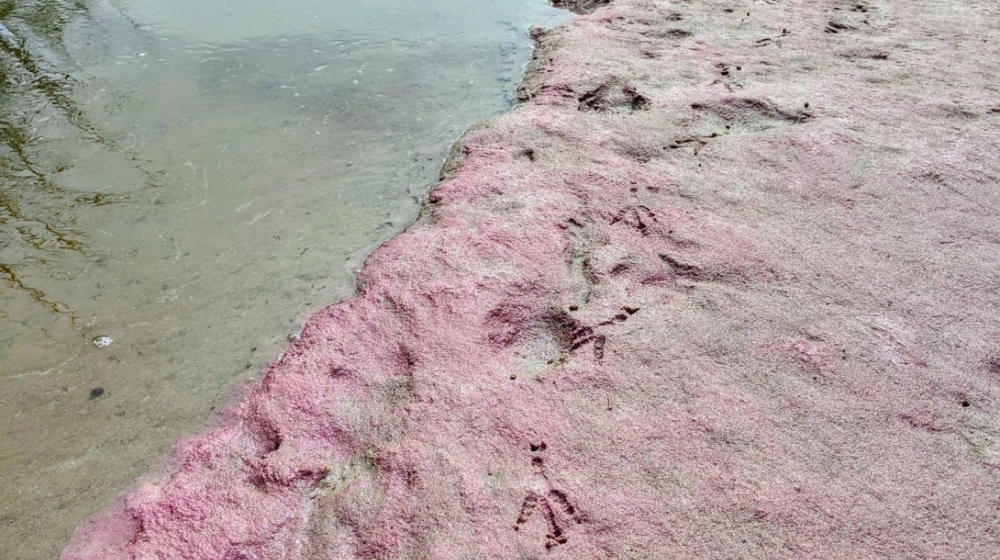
[{"left": 64, "top": 0, "right": 1000, "bottom": 558}]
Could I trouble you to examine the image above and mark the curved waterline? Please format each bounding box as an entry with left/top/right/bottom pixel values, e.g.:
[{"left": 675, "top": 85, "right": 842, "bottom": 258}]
[{"left": 0, "top": 1, "right": 572, "bottom": 557}]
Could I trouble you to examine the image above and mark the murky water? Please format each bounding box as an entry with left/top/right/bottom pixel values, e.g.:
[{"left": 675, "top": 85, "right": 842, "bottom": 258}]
[{"left": 0, "top": 1, "right": 572, "bottom": 558}]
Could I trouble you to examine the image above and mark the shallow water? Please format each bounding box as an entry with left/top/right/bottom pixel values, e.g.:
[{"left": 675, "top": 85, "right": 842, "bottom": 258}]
[{"left": 0, "top": 1, "right": 571, "bottom": 557}]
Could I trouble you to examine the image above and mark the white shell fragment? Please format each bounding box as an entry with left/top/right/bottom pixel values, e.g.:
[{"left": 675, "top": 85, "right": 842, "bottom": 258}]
[{"left": 92, "top": 336, "right": 114, "bottom": 348}]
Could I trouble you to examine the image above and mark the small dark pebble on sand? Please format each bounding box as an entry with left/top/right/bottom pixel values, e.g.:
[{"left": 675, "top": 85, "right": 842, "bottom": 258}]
[{"left": 89, "top": 387, "right": 104, "bottom": 400}]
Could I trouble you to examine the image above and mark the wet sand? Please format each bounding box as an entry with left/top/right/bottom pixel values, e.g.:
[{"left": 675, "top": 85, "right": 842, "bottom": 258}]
[{"left": 62, "top": 0, "right": 1000, "bottom": 558}]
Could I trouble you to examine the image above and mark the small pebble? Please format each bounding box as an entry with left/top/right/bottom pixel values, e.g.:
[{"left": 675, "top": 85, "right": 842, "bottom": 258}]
[{"left": 89, "top": 387, "right": 104, "bottom": 400}]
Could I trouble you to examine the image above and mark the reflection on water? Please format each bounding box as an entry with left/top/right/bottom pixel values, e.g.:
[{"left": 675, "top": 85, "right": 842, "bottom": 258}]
[{"left": 0, "top": 0, "right": 571, "bottom": 557}]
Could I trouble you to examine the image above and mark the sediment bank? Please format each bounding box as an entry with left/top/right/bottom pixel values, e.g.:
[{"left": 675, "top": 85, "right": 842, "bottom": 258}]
[{"left": 63, "top": 0, "right": 1000, "bottom": 557}]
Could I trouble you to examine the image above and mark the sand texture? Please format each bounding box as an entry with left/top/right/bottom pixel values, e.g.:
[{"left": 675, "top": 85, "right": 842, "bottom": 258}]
[{"left": 62, "top": 0, "right": 1000, "bottom": 558}]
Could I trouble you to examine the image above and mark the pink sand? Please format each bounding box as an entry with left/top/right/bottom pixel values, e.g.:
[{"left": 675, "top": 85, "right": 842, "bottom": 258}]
[{"left": 63, "top": 0, "right": 1000, "bottom": 557}]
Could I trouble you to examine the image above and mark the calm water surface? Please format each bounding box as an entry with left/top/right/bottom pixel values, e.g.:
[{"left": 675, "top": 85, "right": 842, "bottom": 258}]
[{"left": 0, "top": 1, "right": 571, "bottom": 557}]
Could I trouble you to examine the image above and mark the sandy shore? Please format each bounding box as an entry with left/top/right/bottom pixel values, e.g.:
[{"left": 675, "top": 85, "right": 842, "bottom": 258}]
[{"left": 63, "top": 0, "right": 1000, "bottom": 557}]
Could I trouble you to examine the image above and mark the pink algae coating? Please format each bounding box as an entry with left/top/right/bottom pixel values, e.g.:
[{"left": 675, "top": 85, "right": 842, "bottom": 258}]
[{"left": 64, "top": 0, "right": 1000, "bottom": 558}]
